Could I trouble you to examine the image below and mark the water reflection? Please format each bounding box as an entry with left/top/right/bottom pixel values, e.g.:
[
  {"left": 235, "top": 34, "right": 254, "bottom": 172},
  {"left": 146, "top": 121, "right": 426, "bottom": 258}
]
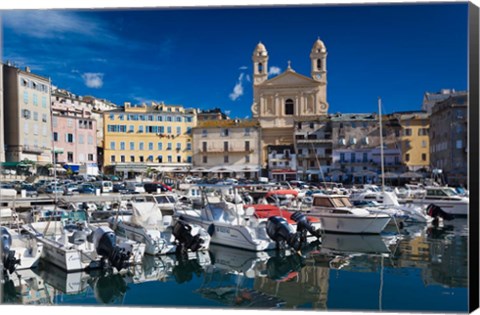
[{"left": 1, "top": 218, "right": 468, "bottom": 311}]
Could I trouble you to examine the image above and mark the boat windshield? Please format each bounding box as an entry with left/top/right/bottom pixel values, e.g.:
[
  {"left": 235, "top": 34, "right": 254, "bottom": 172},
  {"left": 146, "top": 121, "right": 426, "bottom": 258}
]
[
  {"left": 154, "top": 195, "right": 175, "bottom": 204},
  {"left": 330, "top": 197, "right": 352, "bottom": 208},
  {"left": 313, "top": 196, "right": 334, "bottom": 208}
]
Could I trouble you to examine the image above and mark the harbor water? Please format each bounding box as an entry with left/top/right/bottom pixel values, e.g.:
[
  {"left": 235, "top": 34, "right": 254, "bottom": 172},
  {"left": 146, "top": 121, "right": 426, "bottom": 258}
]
[{"left": 2, "top": 218, "right": 468, "bottom": 313}]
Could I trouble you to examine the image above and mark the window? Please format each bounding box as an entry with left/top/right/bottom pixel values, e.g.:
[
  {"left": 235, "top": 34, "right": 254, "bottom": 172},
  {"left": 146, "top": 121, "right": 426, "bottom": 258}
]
[
  {"left": 418, "top": 128, "right": 428, "bottom": 136},
  {"left": 88, "top": 154, "right": 94, "bottom": 161},
  {"left": 33, "top": 94, "right": 38, "bottom": 106},
  {"left": 185, "top": 116, "right": 193, "bottom": 123},
  {"left": 258, "top": 62, "right": 263, "bottom": 73},
  {"left": 245, "top": 128, "right": 251, "bottom": 136},
  {"left": 167, "top": 155, "right": 172, "bottom": 163},
  {"left": 110, "top": 141, "right": 115, "bottom": 150},
  {"left": 157, "top": 115, "right": 163, "bottom": 121},
  {"left": 110, "top": 155, "right": 115, "bottom": 163},
  {"left": 421, "top": 140, "right": 427, "bottom": 148},
  {"left": 222, "top": 128, "right": 229, "bottom": 137},
  {"left": 166, "top": 116, "right": 172, "bottom": 122},
  {"left": 68, "top": 152, "right": 74, "bottom": 163},
  {"left": 202, "top": 142, "right": 207, "bottom": 152},
  {"left": 149, "top": 142, "right": 154, "bottom": 150},
  {"left": 79, "top": 135, "right": 84, "bottom": 144},
  {"left": 351, "top": 122, "right": 356, "bottom": 128},
  {"left": 167, "top": 126, "right": 172, "bottom": 134},
  {"left": 109, "top": 114, "right": 115, "bottom": 121},
  {"left": 224, "top": 155, "right": 229, "bottom": 163},
  {"left": 147, "top": 115, "right": 153, "bottom": 121},
  {"left": 176, "top": 116, "right": 182, "bottom": 122},
  {"left": 139, "top": 156, "right": 144, "bottom": 162},
  {"left": 187, "top": 156, "right": 192, "bottom": 163},
  {"left": 119, "top": 115, "right": 125, "bottom": 121},
  {"left": 176, "top": 127, "right": 181, "bottom": 135},
  {"left": 139, "top": 142, "right": 144, "bottom": 150},
  {"left": 67, "top": 119, "right": 73, "bottom": 127},
  {"left": 363, "top": 152, "right": 368, "bottom": 163},
  {"left": 245, "top": 155, "right": 250, "bottom": 163},
  {"left": 52, "top": 116, "right": 57, "bottom": 127},
  {"left": 186, "top": 127, "right": 192, "bottom": 134},
  {"left": 351, "top": 153, "right": 356, "bottom": 163},
  {"left": 340, "top": 153, "right": 345, "bottom": 162},
  {"left": 203, "top": 156, "right": 208, "bottom": 163},
  {"left": 42, "top": 113, "right": 47, "bottom": 123},
  {"left": 317, "top": 58, "right": 322, "bottom": 70},
  {"left": 422, "top": 153, "right": 427, "bottom": 161},
  {"left": 67, "top": 133, "right": 74, "bottom": 143},
  {"left": 167, "top": 142, "right": 172, "bottom": 150},
  {"left": 202, "top": 129, "right": 208, "bottom": 137},
  {"left": 33, "top": 112, "right": 38, "bottom": 121},
  {"left": 120, "top": 155, "right": 125, "bottom": 162},
  {"left": 285, "top": 99, "right": 294, "bottom": 115},
  {"left": 53, "top": 132, "right": 58, "bottom": 141},
  {"left": 245, "top": 141, "right": 250, "bottom": 151},
  {"left": 224, "top": 141, "right": 229, "bottom": 152},
  {"left": 404, "top": 128, "right": 412, "bottom": 136},
  {"left": 129, "top": 125, "right": 134, "bottom": 133},
  {"left": 158, "top": 142, "right": 163, "bottom": 150},
  {"left": 297, "top": 122, "right": 302, "bottom": 130},
  {"left": 177, "top": 156, "right": 182, "bottom": 163},
  {"left": 88, "top": 135, "right": 94, "bottom": 145},
  {"left": 120, "top": 142, "right": 125, "bottom": 150},
  {"left": 186, "top": 142, "right": 192, "bottom": 150},
  {"left": 456, "top": 140, "right": 463, "bottom": 149},
  {"left": 405, "top": 154, "right": 410, "bottom": 162},
  {"left": 23, "top": 91, "right": 28, "bottom": 104},
  {"left": 138, "top": 125, "right": 144, "bottom": 133},
  {"left": 130, "top": 156, "right": 135, "bottom": 162},
  {"left": 157, "top": 155, "right": 163, "bottom": 163},
  {"left": 42, "top": 125, "right": 47, "bottom": 136}
]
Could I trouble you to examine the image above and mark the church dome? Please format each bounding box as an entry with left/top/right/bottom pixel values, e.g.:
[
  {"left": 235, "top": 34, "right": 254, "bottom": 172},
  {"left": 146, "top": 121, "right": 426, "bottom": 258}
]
[
  {"left": 312, "top": 38, "right": 326, "bottom": 53},
  {"left": 253, "top": 42, "right": 268, "bottom": 56}
]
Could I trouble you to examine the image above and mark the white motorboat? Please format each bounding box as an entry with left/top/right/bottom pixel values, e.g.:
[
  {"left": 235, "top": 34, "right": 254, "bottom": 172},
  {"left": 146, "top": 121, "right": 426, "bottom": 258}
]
[
  {"left": 1, "top": 226, "right": 43, "bottom": 275},
  {"left": 404, "top": 186, "right": 469, "bottom": 217},
  {"left": 22, "top": 210, "right": 145, "bottom": 272},
  {"left": 352, "top": 191, "right": 433, "bottom": 224},
  {"left": 108, "top": 195, "right": 211, "bottom": 255},
  {"left": 307, "top": 194, "right": 391, "bottom": 234},
  {"left": 175, "top": 185, "right": 320, "bottom": 252}
]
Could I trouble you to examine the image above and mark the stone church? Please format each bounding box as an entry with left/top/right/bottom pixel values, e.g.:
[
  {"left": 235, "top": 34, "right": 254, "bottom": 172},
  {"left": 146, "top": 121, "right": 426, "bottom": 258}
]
[{"left": 251, "top": 38, "right": 329, "bottom": 167}]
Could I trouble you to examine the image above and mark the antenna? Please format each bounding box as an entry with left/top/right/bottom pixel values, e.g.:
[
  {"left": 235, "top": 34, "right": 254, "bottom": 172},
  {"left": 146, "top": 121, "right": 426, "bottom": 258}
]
[{"left": 378, "top": 97, "right": 385, "bottom": 192}]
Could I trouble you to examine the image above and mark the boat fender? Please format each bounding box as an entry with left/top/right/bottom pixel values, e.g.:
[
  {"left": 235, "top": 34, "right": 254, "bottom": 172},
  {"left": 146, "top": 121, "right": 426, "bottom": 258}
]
[{"left": 207, "top": 224, "right": 215, "bottom": 236}]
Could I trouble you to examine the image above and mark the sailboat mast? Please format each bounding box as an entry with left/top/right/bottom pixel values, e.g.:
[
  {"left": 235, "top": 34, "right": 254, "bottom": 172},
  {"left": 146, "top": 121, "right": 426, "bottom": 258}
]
[{"left": 378, "top": 97, "right": 385, "bottom": 192}]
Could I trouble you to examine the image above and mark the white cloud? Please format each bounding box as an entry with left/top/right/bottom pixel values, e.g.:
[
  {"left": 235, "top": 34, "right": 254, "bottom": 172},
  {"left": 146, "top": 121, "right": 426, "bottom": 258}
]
[
  {"left": 82, "top": 73, "right": 104, "bottom": 89},
  {"left": 268, "top": 66, "right": 281, "bottom": 76},
  {"left": 239, "top": 66, "right": 248, "bottom": 70},
  {"left": 246, "top": 74, "right": 251, "bottom": 82},
  {"left": 229, "top": 73, "right": 245, "bottom": 101}
]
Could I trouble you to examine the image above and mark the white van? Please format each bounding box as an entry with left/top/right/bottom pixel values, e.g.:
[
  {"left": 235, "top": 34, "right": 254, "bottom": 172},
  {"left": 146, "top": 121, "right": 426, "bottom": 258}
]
[{"left": 95, "top": 180, "right": 113, "bottom": 193}]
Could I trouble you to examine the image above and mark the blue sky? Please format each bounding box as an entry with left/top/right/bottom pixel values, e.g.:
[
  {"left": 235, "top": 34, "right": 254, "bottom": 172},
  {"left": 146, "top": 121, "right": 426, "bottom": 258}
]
[{"left": 1, "top": 3, "right": 469, "bottom": 118}]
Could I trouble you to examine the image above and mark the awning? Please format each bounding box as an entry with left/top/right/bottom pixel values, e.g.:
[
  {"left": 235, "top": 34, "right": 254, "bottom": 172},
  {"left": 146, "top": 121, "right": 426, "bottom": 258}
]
[
  {"left": 353, "top": 170, "right": 377, "bottom": 177},
  {"left": 328, "top": 170, "right": 345, "bottom": 176},
  {"left": 0, "top": 162, "right": 28, "bottom": 167},
  {"left": 63, "top": 164, "right": 80, "bottom": 172},
  {"left": 271, "top": 169, "right": 297, "bottom": 174},
  {"left": 381, "top": 172, "right": 399, "bottom": 178},
  {"left": 209, "top": 166, "right": 236, "bottom": 173}
]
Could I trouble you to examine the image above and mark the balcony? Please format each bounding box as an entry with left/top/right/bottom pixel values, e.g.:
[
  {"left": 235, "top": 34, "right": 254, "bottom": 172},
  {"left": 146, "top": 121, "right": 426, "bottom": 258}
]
[
  {"left": 22, "top": 145, "right": 44, "bottom": 154},
  {"left": 202, "top": 146, "right": 254, "bottom": 154}
]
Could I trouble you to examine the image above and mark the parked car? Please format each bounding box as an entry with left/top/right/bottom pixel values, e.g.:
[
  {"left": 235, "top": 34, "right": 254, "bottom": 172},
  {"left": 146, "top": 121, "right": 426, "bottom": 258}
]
[
  {"left": 44, "top": 185, "right": 64, "bottom": 195},
  {"left": 125, "top": 181, "right": 146, "bottom": 194},
  {"left": 143, "top": 182, "right": 172, "bottom": 193},
  {"left": 16, "top": 184, "right": 39, "bottom": 198},
  {"left": 63, "top": 183, "right": 79, "bottom": 195},
  {"left": 77, "top": 183, "right": 97, "bottom": 195}
]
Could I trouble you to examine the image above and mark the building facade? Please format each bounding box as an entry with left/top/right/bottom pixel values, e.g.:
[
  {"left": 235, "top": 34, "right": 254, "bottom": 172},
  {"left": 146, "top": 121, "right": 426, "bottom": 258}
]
[
  {"left": 251, "top": 39, "right": 329, "bottom": 168},
  {"left": 197, "top": 108, "right": 229, "bottom": 121},
  {"left": 103, "top": 102, "right": 196, "bottom": 177},
  {"left": 192, "top": 119, "right": 261, "bottom": 178},
  {"left": 330, "top": 113, "right": 403, "bottom": 183},
  {"left": 51, "top": 89, "right": 98, "bottom": 172},
  {"left": 429, "top": 93, "right": 468, "bottom": 186},
  {"left": 422, "top": 89, "right": 466, "bottom": 114},
  {"left": 3, "top": 64, "right": 52, "bottom": 164},
  {"left": 391, "top": 111, "right": 430, "bottom": 172},
  {"left": 294, "top": 117, "right": 332, "bottom": 181},
  {"left": 267, "top": 145, "right": 297, "bottom": 181}
]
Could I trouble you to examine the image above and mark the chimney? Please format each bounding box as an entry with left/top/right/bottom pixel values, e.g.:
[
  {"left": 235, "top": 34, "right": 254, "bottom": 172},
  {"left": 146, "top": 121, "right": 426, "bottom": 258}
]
[{"left": 25, "top": 66, "right": 31, "bottom": 73}]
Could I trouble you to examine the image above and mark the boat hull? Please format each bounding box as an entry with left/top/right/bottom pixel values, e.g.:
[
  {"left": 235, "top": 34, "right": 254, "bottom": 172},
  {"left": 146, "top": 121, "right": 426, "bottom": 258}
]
[{"left": 309, "top": 213, "right": 391, "bottom": 234}]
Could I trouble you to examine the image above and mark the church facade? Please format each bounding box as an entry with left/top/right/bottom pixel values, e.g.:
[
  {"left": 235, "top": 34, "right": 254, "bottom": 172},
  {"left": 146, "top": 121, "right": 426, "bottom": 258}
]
[{"left": 251, "top": 39, "right": 329, "bottom": 168}]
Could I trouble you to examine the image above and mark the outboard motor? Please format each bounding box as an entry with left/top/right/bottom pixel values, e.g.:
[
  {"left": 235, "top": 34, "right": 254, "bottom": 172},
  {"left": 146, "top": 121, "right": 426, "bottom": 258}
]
[
  {"left": 291, "top": 211, "right": 321, "bottom": 240},
  {"left": 266, "top": 216, "right": 303, "bottom": 251},
  {"left": 426, "top": 204, "right": 454, "bottom": 221},
  {"left": 92, "top": 226, "right": 131, "bottom": 271},
  {"left": 1, "top": 227, "right": 20, "bottom": 275},
  {"left": 172, "top": 220, "right": 204, "bottom": 254}
]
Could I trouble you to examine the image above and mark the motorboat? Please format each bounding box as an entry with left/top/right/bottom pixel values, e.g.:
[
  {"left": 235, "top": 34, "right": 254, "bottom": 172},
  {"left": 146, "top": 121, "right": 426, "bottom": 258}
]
[
  {"left": 22, "top": 210, "right": 145, "bottom": 272},
  {"left": 307, "top": 194, "right": 391, "bottom": 234},
  {"left": 352, "top": 191, "right": 433, "bottom": 224},
  {"left": 404, "top": 186, "right": 468, "bottom": 217},
  {"left": 108, "top": 195, "right": 211, "bottom": 255},
  {"left": 1, "top": 226, "right": 43, "bottom": 275},
  {"left": 175, "top": 185, "right": 320, "bottom": 252}
]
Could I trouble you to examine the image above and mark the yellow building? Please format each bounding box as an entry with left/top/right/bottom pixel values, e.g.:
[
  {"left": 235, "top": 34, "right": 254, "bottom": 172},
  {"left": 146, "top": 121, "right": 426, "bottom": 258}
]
[
  {"left": 395, "top": 111, "right": 430, "bottom": 171},
  {"left": 103, "top": 102, "right": 196, "bottom": 176}
]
